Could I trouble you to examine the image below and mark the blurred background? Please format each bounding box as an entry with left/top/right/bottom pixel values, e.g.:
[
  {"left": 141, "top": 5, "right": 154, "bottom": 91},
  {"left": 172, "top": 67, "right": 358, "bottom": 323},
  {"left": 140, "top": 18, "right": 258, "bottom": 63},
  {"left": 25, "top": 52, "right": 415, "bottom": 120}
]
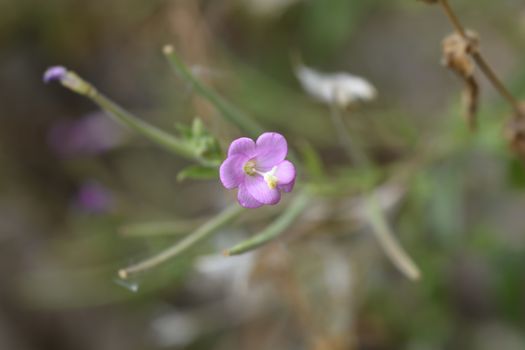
[{"left": 2, "top": 0, "right": 525, "bottom": 349}]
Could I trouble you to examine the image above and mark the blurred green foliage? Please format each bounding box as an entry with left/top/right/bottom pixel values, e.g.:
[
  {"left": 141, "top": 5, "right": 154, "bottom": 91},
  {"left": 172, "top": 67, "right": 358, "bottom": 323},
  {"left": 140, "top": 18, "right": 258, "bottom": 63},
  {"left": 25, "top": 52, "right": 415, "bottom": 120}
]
[{"left": 2, "top": 0, "right": 525, "bottom": 349}]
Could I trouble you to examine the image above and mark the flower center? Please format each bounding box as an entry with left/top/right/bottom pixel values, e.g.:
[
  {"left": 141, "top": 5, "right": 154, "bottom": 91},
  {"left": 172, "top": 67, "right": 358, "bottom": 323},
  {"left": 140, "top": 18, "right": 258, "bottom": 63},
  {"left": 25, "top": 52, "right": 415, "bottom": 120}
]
[
  {"left": 243, "top": 160, "right": 279, "bottom": 190},
  {"left": 243, "top": 160, "right": 257, "bottom": 176}
]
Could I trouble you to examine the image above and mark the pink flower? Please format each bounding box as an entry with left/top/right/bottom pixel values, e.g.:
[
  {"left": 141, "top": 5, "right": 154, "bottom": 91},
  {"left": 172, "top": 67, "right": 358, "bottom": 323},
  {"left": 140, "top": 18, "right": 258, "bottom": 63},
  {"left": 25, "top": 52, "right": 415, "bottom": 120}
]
[{"left": 220, "top": 132, "right": 296, "bottom": 208}]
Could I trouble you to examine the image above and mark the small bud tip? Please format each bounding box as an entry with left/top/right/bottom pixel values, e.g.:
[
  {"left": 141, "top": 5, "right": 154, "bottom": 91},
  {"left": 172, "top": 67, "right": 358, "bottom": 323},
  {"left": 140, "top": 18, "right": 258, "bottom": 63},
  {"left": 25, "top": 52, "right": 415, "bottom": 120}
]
[
  {"left": 118, "top": 270, "right": 128, "bottom": 279},
  {"left": 43, "top": 66, "right": 67, "bottom": 83},
  {"left": 222, "top": 250, "right": 231, "bottom": 257},
  {"left": 163, "top": 45, "right": 174, "bottom": 55}
]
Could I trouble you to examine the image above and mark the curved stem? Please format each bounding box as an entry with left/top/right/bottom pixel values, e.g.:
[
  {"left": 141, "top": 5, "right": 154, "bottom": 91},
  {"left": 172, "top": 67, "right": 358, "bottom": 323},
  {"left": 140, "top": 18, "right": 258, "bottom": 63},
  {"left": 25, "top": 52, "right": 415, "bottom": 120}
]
[
  {"left": 119, "top": 204, "right": 243, "bottom": 278},
  {"left": 53, "top": 69, "right": 219, "bottom": 166},
  {"left": 163, "top": 45, "right": 264, "bottom": 137},
  {"left": 438, "top": 0, "right": 523, "bottom": 117},
  {"left": 438, "top": 0, "right": 466, "bottom": 35},
  {"left": 90, "top": 91, "right": 216, "bottom": 164},
  {"left": 329, "top": 104, "right": 369, "bottom": 167},
  {"left": 225, "top": 192, "right": 310, "bottom": 256},
  {"left": 365, "top": 194, "right": 421, "bottom": 281},
  {"left": 471, "top": 53, "right": 522, "bottom": 116}
]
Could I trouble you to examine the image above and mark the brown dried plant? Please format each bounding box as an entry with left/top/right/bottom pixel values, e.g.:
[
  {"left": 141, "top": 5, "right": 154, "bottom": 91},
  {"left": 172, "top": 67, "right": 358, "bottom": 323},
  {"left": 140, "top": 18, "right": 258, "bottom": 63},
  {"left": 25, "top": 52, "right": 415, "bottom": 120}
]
[
  {"left": 504, "top": 105, "right": 525, "bottom": 161},
  {"left": 441, "top": 30, "right": 479, "bottom": 130},
  {"left": 422, "top": 0, "right": 525, "bottom": 158}
]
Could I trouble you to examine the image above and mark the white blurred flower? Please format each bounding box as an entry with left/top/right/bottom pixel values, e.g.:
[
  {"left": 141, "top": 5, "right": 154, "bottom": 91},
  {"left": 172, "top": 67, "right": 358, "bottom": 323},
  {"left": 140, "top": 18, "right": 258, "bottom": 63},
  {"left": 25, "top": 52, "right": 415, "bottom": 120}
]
[
  {"left": 350, "top": 183, "right": 405, "bottom": 223},
  {"left": 194, "top": 253, "right": 255, "bottom": 297},
  {"left": 241, "top": 0, "right": 300, "bottom": 17},
  {"left": 296, "top": 64, "right": 377, "bottom": 108},
  {"left": 192, "top": 253, "right": 269, "bottom": 320},
  {"left": 151, "top": 311, "right": 199, "bottom": 347}
]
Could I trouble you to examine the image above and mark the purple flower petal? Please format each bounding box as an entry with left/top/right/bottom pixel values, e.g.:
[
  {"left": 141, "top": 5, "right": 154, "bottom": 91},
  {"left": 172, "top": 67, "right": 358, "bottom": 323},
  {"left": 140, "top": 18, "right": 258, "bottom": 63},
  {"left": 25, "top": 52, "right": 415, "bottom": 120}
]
[
  {"left": 48, "top": 112, "right": 127, "bottom": 158},
  {"left": 278, "top": 179, "right": 295, "bottom": 193},
  {"left": 228, "top": 137, "right": 256, "bottom": 158},
  {"left": 255, "top": 132, "right": 287, "bottom": 170},
  {"left": 275, "top": 160, "right": 295, "bottom": 185},
  {"left": 220, "top": 154, "right": 248, "bottom": 189},
  {"left": 75, "top": 181, "right": 114, "bottom": 214},
  {"left": 44, "top": 66, "right": 67, "bottom": 83},
  {"left": 245, "top": 175, "right": 281, "bottom": 205},
  {"left": 237, "top": 183, "right": 263, "bottom": 209}
]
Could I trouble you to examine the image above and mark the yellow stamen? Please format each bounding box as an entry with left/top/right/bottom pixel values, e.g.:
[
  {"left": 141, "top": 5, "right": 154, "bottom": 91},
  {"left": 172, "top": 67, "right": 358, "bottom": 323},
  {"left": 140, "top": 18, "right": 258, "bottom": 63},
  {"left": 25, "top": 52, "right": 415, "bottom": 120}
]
[
  {"left": 243, "top": 160, "right": 257, "bottom": 176},
  {"left": 262, "top": 166, "right": 279, "bottom": 190}
]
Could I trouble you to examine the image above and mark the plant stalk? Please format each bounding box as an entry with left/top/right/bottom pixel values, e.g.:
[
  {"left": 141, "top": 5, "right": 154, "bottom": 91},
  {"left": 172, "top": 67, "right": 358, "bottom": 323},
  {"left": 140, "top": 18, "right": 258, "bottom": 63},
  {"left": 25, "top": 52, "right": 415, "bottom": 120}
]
[
  {"left": 438, "top": 0, "right": 523, "bottom": 117},
  {"left": 119, "top": 204, "right": 243, "bottom": 278}
]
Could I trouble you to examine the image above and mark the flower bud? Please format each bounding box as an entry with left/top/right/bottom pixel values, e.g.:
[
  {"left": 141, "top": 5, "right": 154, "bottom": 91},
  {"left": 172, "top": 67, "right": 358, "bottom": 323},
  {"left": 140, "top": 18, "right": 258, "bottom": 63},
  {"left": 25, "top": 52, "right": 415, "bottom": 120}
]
[
  {"left": 43, "top": 66, "right": 67, "bottom": 83},
  {"left": 43, "top": 66, "right": 94, "bottom": 96}
]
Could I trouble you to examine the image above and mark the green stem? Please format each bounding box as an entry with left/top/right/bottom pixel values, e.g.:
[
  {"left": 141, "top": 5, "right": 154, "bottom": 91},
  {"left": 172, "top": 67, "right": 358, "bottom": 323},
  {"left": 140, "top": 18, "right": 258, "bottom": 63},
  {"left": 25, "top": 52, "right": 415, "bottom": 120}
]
[
  {"left": 329, "top": 104, "right": 370, "bottom": 167},
  {"left": 225, "top": 192, "right": 310, "bottom": 256},
  {"left": 119, "top": 219, "right": 202, "bottom": 237},
  {"left": 364, "top": 194, "right": 421, "bottom": 281},
  {"left": 329, "top": 104, "right": 420, "bottom": 280},
  {"left": 119, "top": 204, "right": 243, "bottom": 278},
  {"left": 163, "top": 45, "right": 264, "bottom": 137},
  {"left": 56, "top": 70, "right": 218, "bottom": 166},
  {"left": 89, "top": 91, "right": 217, "bottom": 166}
]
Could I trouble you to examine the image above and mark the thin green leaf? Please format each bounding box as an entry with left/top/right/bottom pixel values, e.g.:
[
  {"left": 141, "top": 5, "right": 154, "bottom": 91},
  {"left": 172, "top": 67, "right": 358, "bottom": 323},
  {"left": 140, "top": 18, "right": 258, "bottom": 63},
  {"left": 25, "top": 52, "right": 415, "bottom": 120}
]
[
  {"left": 119, "top": 204, "right": 243, "bottom": 278},
  {"left": 91, "top": 93, "right": 216, "bottom": 166},
  {"left": 225, "top": 192, "right": 310, "bottom": 256},
  {"left": 365, "top": 194, "right": 421, "bottom": 281},
  {"left": 163, "top": 45, "right": 264, "bottom": 137},
  {"left": 51, "top": 68, "right": 218, "bottom": 167},
  {"left": 177, "top": 165, "right": 219, "bottom": 182},
  {"left": 298, "top": 140, "right": 326, "bottom": 180},
  {"left": 119, "top": 220, "right": 202, "bottom": 237}
]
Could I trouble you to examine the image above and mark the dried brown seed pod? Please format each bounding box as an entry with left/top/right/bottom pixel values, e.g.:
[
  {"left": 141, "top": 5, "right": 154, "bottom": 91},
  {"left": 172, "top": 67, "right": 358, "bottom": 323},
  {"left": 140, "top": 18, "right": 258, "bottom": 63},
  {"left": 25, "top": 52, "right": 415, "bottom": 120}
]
[
  {"left": 442, "top": 30, "right": 480, "bottom": 130},
  {"left": 442, "top": 30, "right": 479, "bottom": 77}
]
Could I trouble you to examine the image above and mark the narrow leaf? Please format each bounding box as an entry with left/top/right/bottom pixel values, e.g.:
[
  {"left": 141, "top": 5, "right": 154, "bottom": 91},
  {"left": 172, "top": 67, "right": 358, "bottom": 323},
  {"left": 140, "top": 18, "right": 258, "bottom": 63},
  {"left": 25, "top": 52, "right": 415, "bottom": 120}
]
[
  {"left": 163, "top": 45, "right": 264, "bottom": 137},
  {"left": 365, "top": 194, "right": 421, "bottom": 281},
  {"left": 119, "top": 204, "right": 243, "bottom": 278},
  {"left": 225, "top": 192, "right": 310, "bottom": 256},
  {"left": 47, "top": 67, "right": 217, "bottom": 166},
  {"left": 119, "top": 220, "right": 202, "bottom": 237},
  {"left": 177, "top": 165, "right": 219, "bottom": 182}
]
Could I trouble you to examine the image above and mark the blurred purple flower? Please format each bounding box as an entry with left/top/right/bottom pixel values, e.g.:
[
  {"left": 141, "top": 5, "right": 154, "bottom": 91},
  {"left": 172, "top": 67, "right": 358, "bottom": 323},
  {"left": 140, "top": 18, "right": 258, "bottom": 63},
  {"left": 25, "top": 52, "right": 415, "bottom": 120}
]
[
  {"left": 75, "top": 181, "right": 114, "bottom": 214},
  {"left": 220, "top": 132, "right": 296, "bottom": 209},
  {"left": 48, "top": 112, "right": 126, "bottom": 158},
  {"left": 43, "top": 66, "right": 67, "bottom": 83}
]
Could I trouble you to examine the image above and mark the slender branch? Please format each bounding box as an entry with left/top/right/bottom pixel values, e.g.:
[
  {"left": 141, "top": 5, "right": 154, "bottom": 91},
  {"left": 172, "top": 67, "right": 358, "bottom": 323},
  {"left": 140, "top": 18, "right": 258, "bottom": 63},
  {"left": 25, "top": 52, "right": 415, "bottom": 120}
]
[
  {"left": 119, "top": 204, "right": 243, "bottom": 278},
  {"left": 327, "top": 102, "right": 421, "bottom": 281},
  {"left": 119, "top": 220, "right": 202, "bottom": 237},
  {"left": 438, "top": 0, "right": 523, "bottom": 117},
  {"left": 224, "top": 192, "right": 310, "bottom": 256},
  {"left": 438, "top": 0, "right": 466, "bottom": 35},
  {"left": 90, "top": 91, "right": 217, "bottom": 165},
  {"left": 471, "top": 53, "right": 521, "bottom": 116},
  {"left": 329, "top": 103, "right": 369, "bottom": 167},
  {"left": 163, "top": 45, "right": 265, "bottom": 137},
  {"left": 365, "top": 195, "right": 421, "bottom": 281},
  {"left": 47, "top": 68, "right": 219, "bottom": 166}
]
